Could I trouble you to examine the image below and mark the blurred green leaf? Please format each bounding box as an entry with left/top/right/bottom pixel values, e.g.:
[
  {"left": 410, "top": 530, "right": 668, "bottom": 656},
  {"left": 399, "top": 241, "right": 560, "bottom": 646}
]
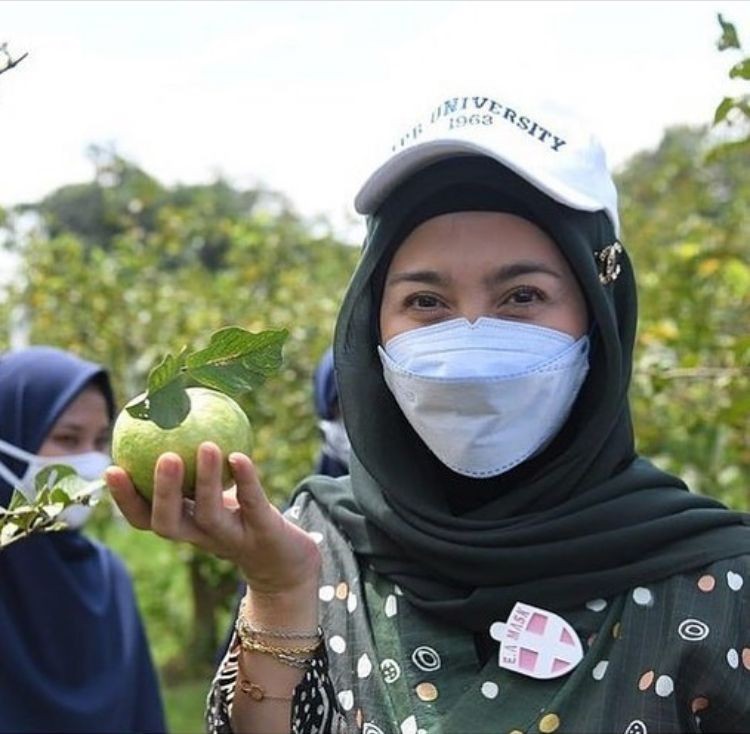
[
  {"left": 0, "top": 472, "right": 105, "bottom": 550},
  {"left": 34, "top": 463, "right": 77, "bottom": 493},
  {"left": 714, "top": 96, "right": 737, "bottom": 125},
  {"left": 729, "top": 58, "right": 750, "bottom": 80},
  {"left": 705, "top": 134, "right": 750, "bottom": 164},
  {"left": 717, "top": 13, "right": 741, "bottom": 51}
]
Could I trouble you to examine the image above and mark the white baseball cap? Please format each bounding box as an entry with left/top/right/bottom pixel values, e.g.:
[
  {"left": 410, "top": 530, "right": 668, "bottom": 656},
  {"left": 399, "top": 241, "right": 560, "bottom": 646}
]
[{"left": 354, "top": 93, "right": 620, "bottom": 236}]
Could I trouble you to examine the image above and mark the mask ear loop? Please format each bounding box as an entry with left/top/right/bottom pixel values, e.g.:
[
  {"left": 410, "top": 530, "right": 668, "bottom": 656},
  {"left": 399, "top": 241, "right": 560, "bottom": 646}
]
[
  {"left": 0, "top": 460, "right": 23, "bottom": 494},
  {"left": 0, "top": 438, "right": 38, "bottom": 499}
]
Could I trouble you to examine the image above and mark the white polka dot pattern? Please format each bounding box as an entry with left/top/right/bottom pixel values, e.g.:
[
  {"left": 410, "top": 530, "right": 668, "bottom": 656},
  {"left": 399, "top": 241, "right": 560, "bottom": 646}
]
[
  {"left": 586, "top": 598, "right": 607, "bottom": 612},
  {"left": 632, "top": 587, "right": 653, "bottom": 606},
  {"left": 329, "top": 635, "right": 346, "bottom": 654},
  {"left": 480, "top": 681, "right": 499, "bottom": 699},
  {"left": 592, "top": 660, "right": 609, "bottom": 680},
  {"left": 655, "top": 675, "right": 674, "bottom": 697},
  {"left": 727, "top": 571, "right": 743, "bottom": 591}
]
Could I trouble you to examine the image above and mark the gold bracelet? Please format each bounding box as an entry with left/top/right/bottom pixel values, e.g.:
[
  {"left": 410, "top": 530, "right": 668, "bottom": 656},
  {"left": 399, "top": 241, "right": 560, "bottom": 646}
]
[
  {"left": 236, "top": 615, "right": 321, "bottom": 646},
  {"left": 239, "top": 636, "right": 321, "bottom": 657},
  {"left": 238, "top": 679, "right": 293, "bottom": 703},
  {"left": 237, "top": 597, "right": 320, "bottom": 640},
  {"left": 237, "top": 627, "right": 321, "bottom": 669},
  {"left": 237, "top": 652, "right": 295, "bottom": 702}
]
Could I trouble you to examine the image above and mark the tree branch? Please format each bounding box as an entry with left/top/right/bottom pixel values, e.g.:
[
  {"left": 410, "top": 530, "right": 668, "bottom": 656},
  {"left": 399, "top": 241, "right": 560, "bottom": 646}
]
[{"left": 0, "top": 42, "right": 29, "bottom": 78}]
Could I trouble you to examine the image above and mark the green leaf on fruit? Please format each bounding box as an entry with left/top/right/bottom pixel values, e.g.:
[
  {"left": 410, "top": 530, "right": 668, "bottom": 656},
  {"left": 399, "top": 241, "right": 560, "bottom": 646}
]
[
  {"left": 185, "top": 327, "right": 288, "bottom": 397},
  {"left": 125, "top": 326, "right": 288, "bottom": 429},
  {"left": 126, "top": 348, "right": 190, "bottom": 429}
]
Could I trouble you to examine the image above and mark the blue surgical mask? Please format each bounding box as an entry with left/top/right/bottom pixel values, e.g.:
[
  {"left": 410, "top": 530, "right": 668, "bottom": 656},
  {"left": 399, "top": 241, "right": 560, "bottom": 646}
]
[{"left": 378, "top": 317, "right": 589, "bottom": 478}]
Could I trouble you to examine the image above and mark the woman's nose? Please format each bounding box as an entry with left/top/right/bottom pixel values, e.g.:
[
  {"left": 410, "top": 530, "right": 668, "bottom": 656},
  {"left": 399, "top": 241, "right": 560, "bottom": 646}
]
[
  {"left": 79, "top": 440, "right": 99, "bottom": 454},
  {"left": 458, "top": 303, "right": 494, "bottom": 324}
]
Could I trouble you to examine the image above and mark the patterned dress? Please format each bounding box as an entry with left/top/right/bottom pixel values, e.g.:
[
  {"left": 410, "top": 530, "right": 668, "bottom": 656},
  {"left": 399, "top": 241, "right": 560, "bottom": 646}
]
[{"left": 207, "top": 493, "right": 750, "bottom": 734}]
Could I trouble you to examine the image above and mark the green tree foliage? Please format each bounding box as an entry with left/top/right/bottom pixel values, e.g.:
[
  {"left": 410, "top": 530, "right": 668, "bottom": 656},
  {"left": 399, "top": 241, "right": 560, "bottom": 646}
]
[
  {"left": 0, "top": 152, "right": 359, "bottom": 675},
  {"left": 712, "top": 14, "right": 750, "bottom": 157},
  {"left": 618, "top": 124, "right": 750, "bottom": 511},
  {"left": 617, "top": 15, "right": 749, "bottom": 512}
]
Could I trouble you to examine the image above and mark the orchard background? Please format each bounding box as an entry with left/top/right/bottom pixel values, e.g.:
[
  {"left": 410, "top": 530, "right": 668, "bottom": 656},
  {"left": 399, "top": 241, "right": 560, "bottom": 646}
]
[{"left": 0, "top": 14, "right": 748, "bottom": 734}]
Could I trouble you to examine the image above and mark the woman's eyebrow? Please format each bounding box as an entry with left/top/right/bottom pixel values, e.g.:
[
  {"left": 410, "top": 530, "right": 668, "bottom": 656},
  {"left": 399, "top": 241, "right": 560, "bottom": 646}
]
[
  {"left": 386, "top": 261, "right": 562, "bottom": 288},
  {"left": 385, "top": 270, "right": 450, "bottom": 287},
  {"left": 484, "top": 260, "right": 563, "bottom": 285},
  {"left": 50, "top": 421, "right": 84, "bottom": 431}
]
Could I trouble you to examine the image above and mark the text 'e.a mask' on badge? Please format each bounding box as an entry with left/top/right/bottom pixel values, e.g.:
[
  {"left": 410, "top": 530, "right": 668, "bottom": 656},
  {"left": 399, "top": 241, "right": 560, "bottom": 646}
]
[{"left": 489, "top": 601, "right": 583, "bottom": 679}]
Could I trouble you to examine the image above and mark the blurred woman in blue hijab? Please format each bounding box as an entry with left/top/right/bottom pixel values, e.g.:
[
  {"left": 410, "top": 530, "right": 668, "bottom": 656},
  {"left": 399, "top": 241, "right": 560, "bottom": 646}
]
[
  {"left": 0, "top": 346, "right": 166, "bottom": 734},
  {"left": 312, "top": 347, "right": 350, "bottom": 478}
]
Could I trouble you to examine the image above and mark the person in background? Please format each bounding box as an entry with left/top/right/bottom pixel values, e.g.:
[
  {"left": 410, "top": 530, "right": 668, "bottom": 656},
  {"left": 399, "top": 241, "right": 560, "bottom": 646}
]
[
  {"left": 312, "top": 347, "right": 350, "bottom": 478},
  {"left": 0, "top": 346, "right": 166, "bottom": 734},
  {"left": 109, "top": 90, "right": 750, "bottom": 734}
]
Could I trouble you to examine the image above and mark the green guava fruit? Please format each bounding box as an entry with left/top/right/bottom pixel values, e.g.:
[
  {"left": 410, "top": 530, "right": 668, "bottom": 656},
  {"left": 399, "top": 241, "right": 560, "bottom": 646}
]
[{"left": 112, "top": 387, "right": 253, "bottom": 500}]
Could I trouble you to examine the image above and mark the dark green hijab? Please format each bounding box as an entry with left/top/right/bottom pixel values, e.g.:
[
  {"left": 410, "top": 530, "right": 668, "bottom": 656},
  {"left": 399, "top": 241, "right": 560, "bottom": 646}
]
[{"left": 296, "top": 157, "right": 750, "bottom": 632}]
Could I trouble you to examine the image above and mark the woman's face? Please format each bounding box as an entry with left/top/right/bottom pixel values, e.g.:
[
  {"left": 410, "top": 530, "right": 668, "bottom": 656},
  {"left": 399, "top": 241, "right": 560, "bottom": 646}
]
[
  {"left": 38, "top": 386, "right": 111, "bottom": 457},
  {"left": 379, "top": 211, "right": 589, "bottom": 344}
]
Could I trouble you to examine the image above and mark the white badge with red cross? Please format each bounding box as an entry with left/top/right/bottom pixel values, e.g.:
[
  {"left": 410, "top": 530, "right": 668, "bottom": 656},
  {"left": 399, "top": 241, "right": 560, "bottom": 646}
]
[{"left": 490, "top": 601, "right": 583, "bottom": 679}]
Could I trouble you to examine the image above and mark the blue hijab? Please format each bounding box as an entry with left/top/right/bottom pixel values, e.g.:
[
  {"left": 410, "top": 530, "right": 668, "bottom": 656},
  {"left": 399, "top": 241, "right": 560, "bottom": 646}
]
[
  {"left": 0, "top": 346, "right": 166, "bottom": 734},
  {"left": 312, "top": 348, "right": 348, "bottom": 478}
]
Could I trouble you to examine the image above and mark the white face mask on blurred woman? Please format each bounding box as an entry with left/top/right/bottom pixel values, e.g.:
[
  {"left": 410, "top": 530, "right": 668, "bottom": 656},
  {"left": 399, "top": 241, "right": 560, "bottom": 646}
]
[
  {"left": 0, "top": 440, "right": 111, "bottom": 496},
  {"left": 318, "top": 417, "right": 352, "bottom": 467},
  {"left": 0, "top": 385, "right": 112, "bottom": 529},
  {"left": 0, "top": 440, "right": 111, "bottom": 528}
]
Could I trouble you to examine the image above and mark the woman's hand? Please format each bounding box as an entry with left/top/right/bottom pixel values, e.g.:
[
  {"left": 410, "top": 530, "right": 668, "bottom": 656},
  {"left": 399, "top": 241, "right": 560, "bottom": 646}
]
[{"left": 105, "top": 442, "right": 321, "bottom": 597}]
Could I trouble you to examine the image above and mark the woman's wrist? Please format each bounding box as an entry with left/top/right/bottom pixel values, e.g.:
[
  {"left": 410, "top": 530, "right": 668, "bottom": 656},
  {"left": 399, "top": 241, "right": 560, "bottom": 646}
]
[{"left": 242, "top": 578, "right": 320, "bottom": 632}]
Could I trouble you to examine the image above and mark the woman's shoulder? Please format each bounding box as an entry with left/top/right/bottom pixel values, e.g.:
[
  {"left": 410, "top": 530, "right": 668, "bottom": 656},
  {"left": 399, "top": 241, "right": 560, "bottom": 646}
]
[
  {"left": 643, "top": 553, "right": 748, "bottom": 607},
  {"left": 284, "top": 483, "right": 352, "bottom": 533},
  {"left": 619, "top": 554, "right": 749, "bottom": 638},
  {"left": 610, "top": 555, "right": 750, "bottom": 731}
]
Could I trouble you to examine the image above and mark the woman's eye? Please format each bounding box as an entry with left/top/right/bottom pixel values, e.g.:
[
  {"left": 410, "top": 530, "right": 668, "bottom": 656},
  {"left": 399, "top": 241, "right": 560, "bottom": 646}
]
[
  {"left": 406, "top": 293, "right": 444, "bottom": 310},
  {"left": 506, "top": 287, "right": 545, "bottom": 305},
  {"left": 52, "top": 435, "right": 79, "bottom": 449}
]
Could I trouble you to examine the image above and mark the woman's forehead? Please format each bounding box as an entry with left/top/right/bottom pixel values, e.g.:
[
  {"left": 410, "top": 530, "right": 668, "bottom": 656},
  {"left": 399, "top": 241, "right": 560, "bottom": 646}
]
[
  {"left": 50, "top": 387, "right": 110, "bottom": 429},
  {"left": 389, "top": 211, "right": 568, "bottom": 270}
]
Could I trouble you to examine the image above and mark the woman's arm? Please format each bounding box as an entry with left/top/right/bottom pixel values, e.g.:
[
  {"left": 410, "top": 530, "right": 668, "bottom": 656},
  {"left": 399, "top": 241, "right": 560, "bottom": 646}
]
[
  {"left": 230, "top": 584, "right": 320, "bottom": 733},
  {"left": 107, "top": 442, "right": 324, "bottom": 734}
]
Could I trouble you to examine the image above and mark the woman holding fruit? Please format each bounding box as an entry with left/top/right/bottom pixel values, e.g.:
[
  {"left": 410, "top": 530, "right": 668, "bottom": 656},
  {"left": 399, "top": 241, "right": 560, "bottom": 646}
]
[
  {"left": 0, "top": 346, "right": 166, "bottom": 734},
  {"left": 109, "top": 91, "right": 750, "bottom": 734}
]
